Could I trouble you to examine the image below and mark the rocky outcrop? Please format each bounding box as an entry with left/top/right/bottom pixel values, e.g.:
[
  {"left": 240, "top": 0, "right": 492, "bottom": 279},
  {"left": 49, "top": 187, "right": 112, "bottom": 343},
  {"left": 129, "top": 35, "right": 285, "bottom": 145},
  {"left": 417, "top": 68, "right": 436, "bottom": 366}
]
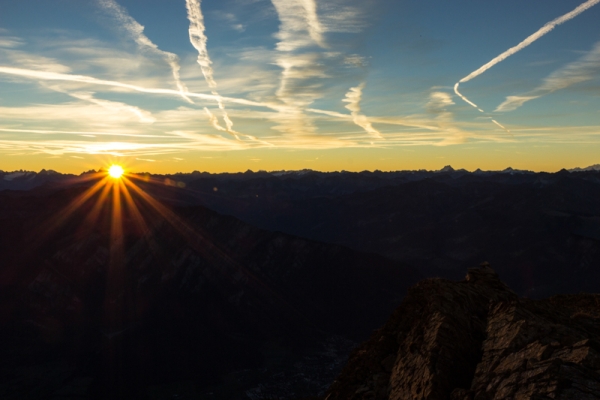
[{"left": 324, "top": 264, "right": 600, "bottom": 399}]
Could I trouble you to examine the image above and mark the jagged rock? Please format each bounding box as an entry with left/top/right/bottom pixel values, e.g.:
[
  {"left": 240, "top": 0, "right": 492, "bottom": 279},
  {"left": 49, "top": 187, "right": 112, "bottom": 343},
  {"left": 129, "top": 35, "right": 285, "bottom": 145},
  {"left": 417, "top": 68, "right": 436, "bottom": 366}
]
[{"left": 324, "top": 264, "right": 600, "bottom": 400}]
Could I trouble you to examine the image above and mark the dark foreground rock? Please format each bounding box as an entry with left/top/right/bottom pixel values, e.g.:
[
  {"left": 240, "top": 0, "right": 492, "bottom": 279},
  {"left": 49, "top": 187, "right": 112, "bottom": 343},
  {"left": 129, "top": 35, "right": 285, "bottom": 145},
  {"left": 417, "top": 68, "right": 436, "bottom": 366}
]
[{"left": 324, "top": 264, "right": 600, "bottom": 400}]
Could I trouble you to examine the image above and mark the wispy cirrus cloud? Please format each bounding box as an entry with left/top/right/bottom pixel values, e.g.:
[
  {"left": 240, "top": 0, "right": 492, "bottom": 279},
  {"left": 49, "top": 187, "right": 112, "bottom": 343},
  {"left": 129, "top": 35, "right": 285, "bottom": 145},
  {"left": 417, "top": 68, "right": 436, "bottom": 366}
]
[
  {"left": 0, "top": 34, "right": 25, "bottom": 49},
  {"left": 269, "top": 0, "right": 366, "bottom": 136},
  {"left": 496, "top": 41, "right": 600, "bottom": 112},
  {"left": 0, "top": 48, "right": 72, "bottom": 74},
  {"left": 68, "top": 91, "right": 157, "bottom": 124},
  {"left": 342, "top": 83, "right": 382, "bottom": 139},
  {"left": 98, "top": 0, "right": 192, "bottom": 103},
  {"left": 271, "top": 0, "right": 326, "bottom": 52},
  {"left": 212, "top": 11, "right": 245, "bottom": 32}
]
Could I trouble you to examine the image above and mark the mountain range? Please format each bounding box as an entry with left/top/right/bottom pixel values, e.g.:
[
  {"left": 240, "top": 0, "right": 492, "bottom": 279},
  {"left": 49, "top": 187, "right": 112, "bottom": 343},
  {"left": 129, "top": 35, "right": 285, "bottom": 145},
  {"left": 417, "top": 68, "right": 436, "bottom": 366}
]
[{"left": 1, "top": 165, "right": 600, "bottom": 398}]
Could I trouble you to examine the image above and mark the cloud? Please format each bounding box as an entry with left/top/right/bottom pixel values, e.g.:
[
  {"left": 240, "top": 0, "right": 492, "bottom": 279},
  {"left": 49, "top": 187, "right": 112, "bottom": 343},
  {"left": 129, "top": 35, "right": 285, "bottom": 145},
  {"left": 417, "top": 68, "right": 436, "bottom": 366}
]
[
  {"left": 342, "top": 83, "right": 382, "bottom": 138},
  {"left": 299, "top": 0, "right": 325, "bottom": 46},
  {"left": 269, "top": 0, "right": 332, "bottom": 136},
  {"left": 0, "top": 128, "right": 169, "bottom": 138},
  {"left": 0, "top": 36, "right": 25, "bottom": 48},
  {"left": 496, "top": 41, "right": 600, "bottom": 111},
  {"left": 68, "top": 91, "right": 156, "bottom": 124},
  {"left": 98, "top": 0, "right": 192, "bottom": 103},
  {"left": 212, "top": 11, "right": 245, "bottom": 32},
  {"left": 426, "top": 91, "right": 455, "bottom": 114},
  {"left": 271, "top": 0, "right": 326, "bottom": 51},
  {"left": 344, "top": 54, "right": 369, "bottom": 68},
  {"left": 185, "top": 0, "right": 237, "bottom": 135},
  {"left": 0, "top": 49, "right": 72, "bottom": 74},
  {"left": 318, "top": 2, "right": 366, "bottom": 34},
  {"left": 455, "top": 0, "right": 600, "bottom": 111},
  {"left": 495, "top": 95, "right": 540, "bottom": 112}
]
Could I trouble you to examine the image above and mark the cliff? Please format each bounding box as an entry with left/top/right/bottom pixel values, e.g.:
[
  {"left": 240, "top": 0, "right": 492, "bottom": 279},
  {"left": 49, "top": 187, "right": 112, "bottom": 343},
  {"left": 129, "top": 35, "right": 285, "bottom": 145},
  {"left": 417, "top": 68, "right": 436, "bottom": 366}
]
[{"left": 324, "top": 264, "right": 600, "bottom": 399}]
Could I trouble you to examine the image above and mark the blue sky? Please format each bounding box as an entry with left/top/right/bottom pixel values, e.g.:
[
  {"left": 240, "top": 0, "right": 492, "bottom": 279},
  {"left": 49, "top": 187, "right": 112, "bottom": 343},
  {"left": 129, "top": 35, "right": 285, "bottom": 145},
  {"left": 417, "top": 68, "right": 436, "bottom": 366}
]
[{"left": 0, "top": 0, "right": 599, "bottom": 173}]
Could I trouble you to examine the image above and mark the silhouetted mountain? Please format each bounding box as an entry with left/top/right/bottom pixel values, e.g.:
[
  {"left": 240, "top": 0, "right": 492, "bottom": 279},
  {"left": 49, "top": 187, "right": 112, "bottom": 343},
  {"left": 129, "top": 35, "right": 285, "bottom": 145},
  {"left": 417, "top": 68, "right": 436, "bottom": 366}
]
[
  {"left": 324, "top": 265, "right": 600, "bottom": 399},
  {"left": 0, "top": 182, "right": 419, "bottom": 398},
  {"left": 2, "top": 166, "right": 600, "bottom": 397},
  {"left": 0, "top": 169, "right": 77, "bottom": 191},
  {"left": 570, "top": 164, "right": 600, "bottom": 172},
  {"left": 174, "top": 168, "right": 600, "bottom": 298},
  {"left": 6, "top": 167, "right": 600, "bottom": 297}
]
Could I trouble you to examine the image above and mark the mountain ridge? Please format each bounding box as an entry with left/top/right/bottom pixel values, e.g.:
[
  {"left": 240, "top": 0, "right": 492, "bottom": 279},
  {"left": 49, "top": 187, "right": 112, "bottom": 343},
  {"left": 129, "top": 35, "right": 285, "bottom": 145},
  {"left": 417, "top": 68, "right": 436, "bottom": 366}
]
[{"left": 323, "top": 265, "right": 600, "bottom": 399}]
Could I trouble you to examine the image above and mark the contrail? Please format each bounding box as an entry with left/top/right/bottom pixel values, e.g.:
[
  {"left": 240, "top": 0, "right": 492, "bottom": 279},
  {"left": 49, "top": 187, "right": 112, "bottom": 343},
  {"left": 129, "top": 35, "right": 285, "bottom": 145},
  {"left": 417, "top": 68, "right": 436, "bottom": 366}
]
[
  {"left": 491, "top": 119, "right": 510, "bottom": 133},
  {"left": 98, "top": 0, "right": 192, "bottom": 103},
  {"left": 0, "top": 66, "right": 277, "bottom": 109},
  {"left": 342, "top": 83, "right": 383, "bottom": 139},
  {"left": 185, "top": 0, "right": 236, "bottom": 135},
  {"left": 453, "top": 83, "right": 484, "bottom": 112},
  {"left": 455, "top": 0, "right": 600, "bottom": 110}
]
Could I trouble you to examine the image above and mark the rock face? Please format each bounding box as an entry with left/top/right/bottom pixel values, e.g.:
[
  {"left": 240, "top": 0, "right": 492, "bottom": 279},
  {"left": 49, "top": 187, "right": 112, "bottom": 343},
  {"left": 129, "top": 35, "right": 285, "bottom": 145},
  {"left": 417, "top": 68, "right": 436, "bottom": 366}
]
[{"left": 324, "top": 264, "right": 600, "bottom": 399}]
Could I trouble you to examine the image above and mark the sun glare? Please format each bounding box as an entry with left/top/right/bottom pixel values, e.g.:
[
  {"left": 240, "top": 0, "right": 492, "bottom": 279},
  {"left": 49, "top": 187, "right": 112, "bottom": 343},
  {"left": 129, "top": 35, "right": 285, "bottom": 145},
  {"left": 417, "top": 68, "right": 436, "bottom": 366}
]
[{"left": 108, "top": 165, "right": 124, "bottom": 179}]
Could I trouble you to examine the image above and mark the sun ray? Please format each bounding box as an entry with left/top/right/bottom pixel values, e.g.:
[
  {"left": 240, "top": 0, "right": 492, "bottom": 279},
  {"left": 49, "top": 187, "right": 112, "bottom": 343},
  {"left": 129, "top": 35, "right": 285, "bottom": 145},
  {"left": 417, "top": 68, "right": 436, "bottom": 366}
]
[
  {"left": 83, "top": 180, "right": 113, "bottom": 228},
  {"left": 120, "top": 177, "right": 313, "bottom": 327},
  {"left": 33, "top": 176, "right": 111, "bottom": 244}
]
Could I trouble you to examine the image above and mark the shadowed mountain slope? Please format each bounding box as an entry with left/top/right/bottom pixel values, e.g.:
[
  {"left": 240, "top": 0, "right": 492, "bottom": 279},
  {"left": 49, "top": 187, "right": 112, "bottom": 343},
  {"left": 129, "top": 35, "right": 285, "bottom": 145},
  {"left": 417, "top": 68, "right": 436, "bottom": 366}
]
[
  {"left": 4, "top": 168, "right": 600, "bottom": 299},
  {"left": 0, "top": 183, "right": 419, "bottom": 398},
  {"left": 324, "top": 265, "right": 600, "bottom": 400},
  {"left": 180, "top": 170, "right": 600, "bottom": 297}
]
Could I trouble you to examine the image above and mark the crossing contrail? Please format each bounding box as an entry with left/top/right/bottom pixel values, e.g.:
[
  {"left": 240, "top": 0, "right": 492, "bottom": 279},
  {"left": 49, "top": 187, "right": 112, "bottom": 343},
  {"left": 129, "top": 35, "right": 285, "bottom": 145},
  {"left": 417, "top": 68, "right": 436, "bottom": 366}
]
[
  {"left": 98, "top": 0, "right": 192, "bottom": 103},
  {"left": 455, "top": 0, "right": 600, "bottom": 111}
]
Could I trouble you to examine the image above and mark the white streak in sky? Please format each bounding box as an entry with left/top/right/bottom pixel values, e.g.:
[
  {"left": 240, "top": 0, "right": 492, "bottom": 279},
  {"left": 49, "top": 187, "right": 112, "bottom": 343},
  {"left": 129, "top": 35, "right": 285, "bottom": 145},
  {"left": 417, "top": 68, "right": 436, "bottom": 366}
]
[
  {"left": 98, "top": 0, "right": 192, "bottom": 103},
  {"left": 491, "top": 119, "right": 510, "bottom": 133},
  {"left": 70, "top": 91, "right": 156, "bottom": 123},
  {"left": 185, "top": 0, "right": 236, "bottom": 135},
  {"left": 342, "top": 83, "right": 382, "bottom": 139},
  {"left": 453, "top": 83, "right": 484, "bottom": 112},
  {"left": 0, "top": 66, "right": 278, "bottom": 109},
  {"left": 204, "top": 107, "right": 227, "bottom": 132},
  {"left": 496, "top": 40, "right": 600, "bottom": 112},
  {"left": 455, "top": 0, "right": 600, "bottom": 110}
]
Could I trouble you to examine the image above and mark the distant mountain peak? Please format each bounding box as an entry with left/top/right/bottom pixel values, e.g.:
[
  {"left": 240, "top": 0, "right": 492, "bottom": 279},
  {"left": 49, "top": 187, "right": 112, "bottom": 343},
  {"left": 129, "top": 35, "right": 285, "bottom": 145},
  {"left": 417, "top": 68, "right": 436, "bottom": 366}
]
[
  {"left": 569, "top": 164, "right": 600, "bottom": 172},
  {"left": 438, "top": 165, "right": 454, "bottom": 173}
]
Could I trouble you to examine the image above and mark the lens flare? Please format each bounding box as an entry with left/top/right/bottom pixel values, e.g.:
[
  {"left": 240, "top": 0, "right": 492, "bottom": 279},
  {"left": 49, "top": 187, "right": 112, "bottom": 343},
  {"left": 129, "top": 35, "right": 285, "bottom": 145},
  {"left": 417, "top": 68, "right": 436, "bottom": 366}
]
[{"left": 108, "top": 165, "right": 124, "bottom": 179}]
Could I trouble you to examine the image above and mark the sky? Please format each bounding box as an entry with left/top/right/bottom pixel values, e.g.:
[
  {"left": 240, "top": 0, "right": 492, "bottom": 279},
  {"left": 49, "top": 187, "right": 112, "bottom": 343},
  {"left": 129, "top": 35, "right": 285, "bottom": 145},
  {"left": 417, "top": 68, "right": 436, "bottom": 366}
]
[{"left": 0, "top": 0, "right": 599, "bottom": 174}]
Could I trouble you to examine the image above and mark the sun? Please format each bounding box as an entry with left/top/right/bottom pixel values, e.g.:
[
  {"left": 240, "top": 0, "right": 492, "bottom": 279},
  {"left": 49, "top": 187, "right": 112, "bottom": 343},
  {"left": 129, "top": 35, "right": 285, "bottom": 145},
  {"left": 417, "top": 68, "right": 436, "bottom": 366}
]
[{"left": 108, "top": 165, "right": 125, "bottom": 179}]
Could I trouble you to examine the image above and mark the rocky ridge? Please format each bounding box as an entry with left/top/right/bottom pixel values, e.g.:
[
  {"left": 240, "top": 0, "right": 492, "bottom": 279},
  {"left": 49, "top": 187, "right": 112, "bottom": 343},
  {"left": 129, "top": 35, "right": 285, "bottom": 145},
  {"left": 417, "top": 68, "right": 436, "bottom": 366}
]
[{"left": 324, "top": 264, "right": 600, "bottom": 399}]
